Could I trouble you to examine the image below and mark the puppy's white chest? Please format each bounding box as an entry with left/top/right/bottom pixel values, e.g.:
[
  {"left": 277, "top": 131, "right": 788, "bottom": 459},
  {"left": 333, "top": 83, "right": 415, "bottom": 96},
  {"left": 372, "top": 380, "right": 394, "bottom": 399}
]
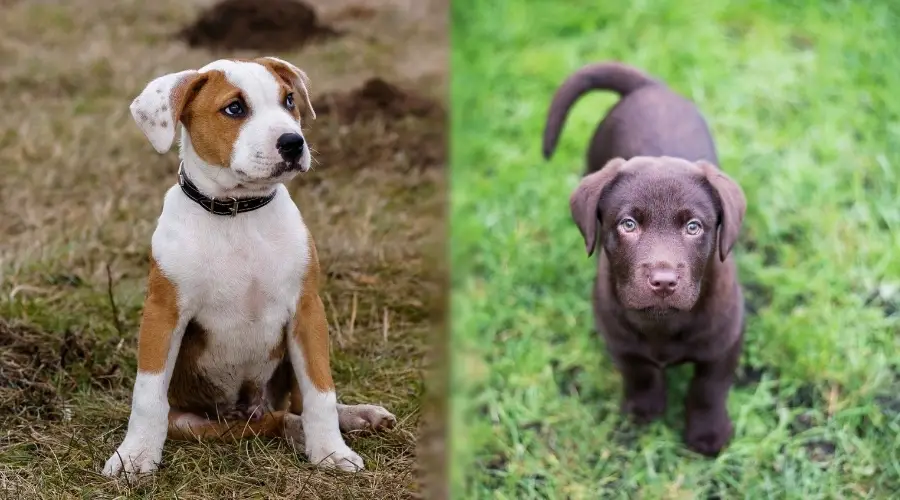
[
  {"left": 153, "top": 186, "right": 309, "bottom": 380},
  {"left": 197, "top": 235, "right": 299, "bottom": 327}
]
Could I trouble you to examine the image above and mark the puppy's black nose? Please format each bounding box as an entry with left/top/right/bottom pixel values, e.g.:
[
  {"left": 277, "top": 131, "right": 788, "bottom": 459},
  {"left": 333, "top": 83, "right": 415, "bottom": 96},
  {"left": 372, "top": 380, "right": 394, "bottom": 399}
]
[
  {"left": 648, "top": 269, "right": 678, "bottom": 297},
  {"left": 276, "top": 133, "right": 305, "bottom": 162}
]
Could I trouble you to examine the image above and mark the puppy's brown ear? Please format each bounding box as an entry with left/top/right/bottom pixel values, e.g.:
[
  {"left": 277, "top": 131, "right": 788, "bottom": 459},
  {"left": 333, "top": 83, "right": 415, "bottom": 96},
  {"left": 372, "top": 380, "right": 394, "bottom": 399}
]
[
  {"left": 698, "top": 161, "right": 747, "bottom": 262},
  {"left": 257, "top": 57, "right": 316, "bottom": 120},
  {"left": 569, "top": 158, "right": 626, "bottom": 256}
]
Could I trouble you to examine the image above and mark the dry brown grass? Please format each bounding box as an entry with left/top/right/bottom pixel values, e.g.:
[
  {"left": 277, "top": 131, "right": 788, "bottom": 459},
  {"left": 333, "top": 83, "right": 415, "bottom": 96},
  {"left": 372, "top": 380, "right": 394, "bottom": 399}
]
[{"left": 0, "top": 0, "right": 446, "bottom": 498}]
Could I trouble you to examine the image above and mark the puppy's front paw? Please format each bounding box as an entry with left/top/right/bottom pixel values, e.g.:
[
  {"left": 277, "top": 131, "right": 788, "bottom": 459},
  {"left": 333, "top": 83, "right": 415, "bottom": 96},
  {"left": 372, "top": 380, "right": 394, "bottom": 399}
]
[
  {"left": 338, "top": 404, "right": 397, "bottom": 433},
  {"left": 623, "top": 391, "right": 666, "bottom": 424},
  {"left": 685, "top": 411, "right": 733, "bottom": 457},
  {"left": 102, "top": 442, "right": 163, "bottom": 477},
  {"left": 307, "top": 440, "right": 364, "bottom": 472}
]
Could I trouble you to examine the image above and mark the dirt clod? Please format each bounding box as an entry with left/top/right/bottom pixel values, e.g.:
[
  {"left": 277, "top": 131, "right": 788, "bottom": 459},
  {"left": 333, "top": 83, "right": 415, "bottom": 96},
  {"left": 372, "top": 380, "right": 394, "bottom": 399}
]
[
  {"left": 180, "top": 0, "right": 338, "bottom": 51},
  {"left": 313, "top": 78, "right": 440, "bottom": 122},
  {"left": 305, "top": 78, "right": 445, "bottom": 174}
]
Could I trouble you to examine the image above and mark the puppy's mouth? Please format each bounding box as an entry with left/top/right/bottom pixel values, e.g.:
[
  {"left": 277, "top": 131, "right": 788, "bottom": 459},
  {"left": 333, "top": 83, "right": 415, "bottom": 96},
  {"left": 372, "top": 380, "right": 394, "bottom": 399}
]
[
  {"left": 633, "top": 305, "right": 681, "bottom": 316},
  {"left": 269, "top": 160, "right": 306, "bottom": 178},
  {"left": 233, "top": 161, "right": 306, "bottom": 184},
  {"left": 622, "top": 296, "right": 691, "bottom": 314}
]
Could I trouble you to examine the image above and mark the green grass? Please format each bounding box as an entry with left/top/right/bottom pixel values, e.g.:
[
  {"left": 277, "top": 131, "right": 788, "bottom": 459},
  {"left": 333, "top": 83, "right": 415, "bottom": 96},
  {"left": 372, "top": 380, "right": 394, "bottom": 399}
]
[{"left": 451, "top": 0, "right": 900, "bottom": 497}]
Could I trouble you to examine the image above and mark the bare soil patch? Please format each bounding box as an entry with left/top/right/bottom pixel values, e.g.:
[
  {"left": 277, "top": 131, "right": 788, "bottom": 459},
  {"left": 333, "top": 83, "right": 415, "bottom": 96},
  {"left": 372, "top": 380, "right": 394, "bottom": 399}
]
[
  {"left": 308, "top": 78, "right": 446, "bottom": 174},
  {"left": 314, "top": 78, "right": 441, "bottom": 122},
  {"left": 179, "top": 0, "right": 339, "bottom": 51}
]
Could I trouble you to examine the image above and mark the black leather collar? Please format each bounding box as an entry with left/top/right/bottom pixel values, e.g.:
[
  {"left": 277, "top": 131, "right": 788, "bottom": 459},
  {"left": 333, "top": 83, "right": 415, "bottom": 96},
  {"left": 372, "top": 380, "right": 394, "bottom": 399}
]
[{"left": 178, "top": 164, "right": 277, "bottom": 217}]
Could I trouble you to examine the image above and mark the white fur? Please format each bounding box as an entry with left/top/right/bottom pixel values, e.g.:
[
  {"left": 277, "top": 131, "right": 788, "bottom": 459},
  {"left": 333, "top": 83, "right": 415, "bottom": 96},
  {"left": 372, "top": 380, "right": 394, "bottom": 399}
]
[
  {"left": 102, "top": 317, "right": 187, "bottom": 475},
  {"left": 130, "top": 69, "right": 199, "bottom": 154},
  {"left": 289, "top": 338, "right": 363, "bottom": 471},
  {"left": 104, "top": 59, "right": 366, "bottom": 477}
]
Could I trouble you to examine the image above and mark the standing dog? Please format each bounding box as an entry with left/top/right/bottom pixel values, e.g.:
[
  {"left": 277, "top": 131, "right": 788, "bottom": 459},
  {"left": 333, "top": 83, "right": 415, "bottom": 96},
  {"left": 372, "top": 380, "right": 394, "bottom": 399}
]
[
  {"left": 103, "top": 58, "right": 395, "bottom": 476},
  {"left": 543, "top": 62, "right": 747, "bottom": 456}
]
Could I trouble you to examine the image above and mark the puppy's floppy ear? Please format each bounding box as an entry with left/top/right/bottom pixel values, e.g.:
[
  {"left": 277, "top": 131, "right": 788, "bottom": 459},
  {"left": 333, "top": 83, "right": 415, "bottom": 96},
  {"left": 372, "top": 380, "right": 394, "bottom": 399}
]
[
  {"left": 258, "top": 57, "right": 316, "bottom": 120},
  {"left": 130, "top": 70, "right": 209, "bottom": 154},
  {"left": 697, "top": 160, "right": 747, "bottom": 262},
  {"left": 569, "top": 158, "right": 626, "bottom": 256}
]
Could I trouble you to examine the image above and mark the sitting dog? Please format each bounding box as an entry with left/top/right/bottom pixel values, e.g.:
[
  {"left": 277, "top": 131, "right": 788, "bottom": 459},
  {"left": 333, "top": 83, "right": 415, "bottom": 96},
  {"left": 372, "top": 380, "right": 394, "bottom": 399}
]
[
  {"left": 543, "top": 62, "right": 747, "bottom": 456},
  {"left": 103, "top": 58, "right": 395, "bottom": 476}
]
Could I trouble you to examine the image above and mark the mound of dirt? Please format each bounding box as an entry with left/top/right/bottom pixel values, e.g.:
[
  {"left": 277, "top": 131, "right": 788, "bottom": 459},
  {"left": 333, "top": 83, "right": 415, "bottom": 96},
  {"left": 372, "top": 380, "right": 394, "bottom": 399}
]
[
  {"left": 312, "top": 78, "right": 441, "bottom": 122},
  {"left": 304, "top": 78, "right": 446, "bottom": 174},
  {"left": 180, "top": 0, "right": 338, "bottom": 51}
]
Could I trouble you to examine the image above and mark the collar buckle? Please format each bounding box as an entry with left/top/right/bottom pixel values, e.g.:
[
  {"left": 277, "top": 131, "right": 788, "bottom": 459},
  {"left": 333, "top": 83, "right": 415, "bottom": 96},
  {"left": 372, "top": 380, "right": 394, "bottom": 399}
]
[{"left": 229, "top": 197, "right": 239, "bottom": 217}]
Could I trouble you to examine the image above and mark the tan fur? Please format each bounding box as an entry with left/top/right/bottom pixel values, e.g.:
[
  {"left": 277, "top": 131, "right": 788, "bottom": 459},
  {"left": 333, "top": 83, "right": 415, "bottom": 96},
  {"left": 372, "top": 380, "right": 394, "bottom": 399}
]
[
  {"left": 180, "top": 70, "right": 243, "bottom": 168},
  {"left": 269, "top": 324, "right": 288, "bottom": 361},
  {"left": 295, "top": 236, "right": 335, "bottom": 392},
  {"left": 254, "top": 57, "right": 315, "bottom": 120},
  {"left": 167, "top": 409, "right": 288, "bottom": 442},
  {"left": 136, "top": 258, "right": 180, "bottom": 374}
]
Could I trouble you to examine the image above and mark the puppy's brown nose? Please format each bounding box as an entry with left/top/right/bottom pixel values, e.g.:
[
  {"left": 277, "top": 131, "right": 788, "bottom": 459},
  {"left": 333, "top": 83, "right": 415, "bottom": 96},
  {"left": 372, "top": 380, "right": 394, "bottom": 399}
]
[{"left": 649, "top": 269, "right": 678, "bottom": 297}]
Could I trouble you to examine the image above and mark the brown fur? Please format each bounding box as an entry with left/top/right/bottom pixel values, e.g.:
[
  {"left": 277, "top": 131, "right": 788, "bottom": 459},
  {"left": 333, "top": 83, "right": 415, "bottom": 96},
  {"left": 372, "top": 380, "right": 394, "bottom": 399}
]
[
  {"left": 167, "top": 409, "right": 292, "bottom": 442},
  {"left": 253, "top": 57, "right": 316, "bottom": 120},
  {"left": 179, "top": 70, "right": 244, "bottom": 168},
  {"left": 136, "top": 259, "right": 180, "bottom": 374},
  {"left": 556, "top": 62, "right": 747, "bottom": 457},
  {"left": 294, "top": 236, "right": 335, "bottom": 392},
  {"left": 167, "top": 319, "right": 226, "bottom": 416},
  {"left": 542, "top": 61, "right": 718, "bottom": 170}
]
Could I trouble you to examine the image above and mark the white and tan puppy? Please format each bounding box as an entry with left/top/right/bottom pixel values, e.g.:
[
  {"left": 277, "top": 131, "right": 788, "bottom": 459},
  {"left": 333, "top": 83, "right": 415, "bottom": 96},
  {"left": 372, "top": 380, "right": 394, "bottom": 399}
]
[{"left": 103, "top": 58, "right": 396, "bottom": 477}]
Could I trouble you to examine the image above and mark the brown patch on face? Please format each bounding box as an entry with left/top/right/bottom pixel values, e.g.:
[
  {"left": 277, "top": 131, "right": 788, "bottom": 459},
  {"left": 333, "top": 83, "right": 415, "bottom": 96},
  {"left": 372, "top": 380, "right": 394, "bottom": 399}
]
[
  {"left": 180, "top": 69, "right": 245, "bottom": 168},
  {"left": 292, "top": 235, "right": 335, "bottom": 392},
  {"left": 254, "top": 57, "right": 313, "bottom": 120},
  {"left": 136, "top": 258, "right": 180, "bottom": 374}
]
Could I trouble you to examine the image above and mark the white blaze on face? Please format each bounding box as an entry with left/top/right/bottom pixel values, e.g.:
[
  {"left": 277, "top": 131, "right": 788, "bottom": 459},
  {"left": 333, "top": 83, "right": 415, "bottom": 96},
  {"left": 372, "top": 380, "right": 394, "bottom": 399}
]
[{"left": 198, "top": 59, "right": 310, "bottom": 180}]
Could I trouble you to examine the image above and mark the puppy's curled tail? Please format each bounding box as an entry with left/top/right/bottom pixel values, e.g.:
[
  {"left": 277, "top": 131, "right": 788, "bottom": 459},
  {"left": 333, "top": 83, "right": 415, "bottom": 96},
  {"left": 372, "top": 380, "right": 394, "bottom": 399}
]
[{"left": 542, "top": 61, "right": 655, "bottom": 160}]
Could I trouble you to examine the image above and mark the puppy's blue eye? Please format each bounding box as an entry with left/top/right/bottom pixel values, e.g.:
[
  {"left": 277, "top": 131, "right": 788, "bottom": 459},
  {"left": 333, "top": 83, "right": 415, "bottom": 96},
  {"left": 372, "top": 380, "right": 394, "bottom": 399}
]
[
  {"left": 285, "top": 93, "right": 295, "bottom": 110},
  {"left": 222, "top": 101, "right": 246, "bottom": 117},
  {"left": 619, "top": 218, "right": 638, "bottom": 232},
  {"left": 685, "top": 220, "right": 702, "bottom": 235}
]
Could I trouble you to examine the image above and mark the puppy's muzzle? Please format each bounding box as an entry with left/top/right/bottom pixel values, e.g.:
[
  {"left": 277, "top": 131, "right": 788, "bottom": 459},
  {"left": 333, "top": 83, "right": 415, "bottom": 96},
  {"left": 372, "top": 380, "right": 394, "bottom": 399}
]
[{"left": 276, "top": 133, "right": 306, "bottom": 163}]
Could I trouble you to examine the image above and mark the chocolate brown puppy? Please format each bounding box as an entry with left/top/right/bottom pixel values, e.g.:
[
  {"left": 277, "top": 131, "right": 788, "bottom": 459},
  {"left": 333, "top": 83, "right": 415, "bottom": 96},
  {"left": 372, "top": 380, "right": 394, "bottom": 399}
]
[{"left": 543, "top": 62, "right": 747, "bottom": 457}]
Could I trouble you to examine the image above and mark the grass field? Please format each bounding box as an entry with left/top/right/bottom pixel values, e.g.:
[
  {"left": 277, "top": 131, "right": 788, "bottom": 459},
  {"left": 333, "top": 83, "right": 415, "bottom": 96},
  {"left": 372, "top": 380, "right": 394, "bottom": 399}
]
[
  {"left": 451, "top": 0, "right": 900, "bottom": 497},
  {"left": 0, "top": 0, "right": 445, "bottom": 498}
]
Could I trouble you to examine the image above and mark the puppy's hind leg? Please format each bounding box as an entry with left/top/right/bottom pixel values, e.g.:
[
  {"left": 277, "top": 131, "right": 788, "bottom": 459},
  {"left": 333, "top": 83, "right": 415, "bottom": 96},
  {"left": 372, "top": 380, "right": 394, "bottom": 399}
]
[
  {"left": 337, "top": 403, "right": 397, "bottom": 433},
  {"left": 167, "top": 410, "right": 288, "bottom": 441}
]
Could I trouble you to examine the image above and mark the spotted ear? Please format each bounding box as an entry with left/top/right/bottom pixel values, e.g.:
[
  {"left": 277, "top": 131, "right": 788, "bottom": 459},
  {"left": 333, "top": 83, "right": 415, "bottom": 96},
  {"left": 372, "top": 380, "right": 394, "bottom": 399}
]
[
  {"left": 569, "top": 158, "right": 627, "bottom": 256},
  {"left": 258, "top": 57, "right": 316, "bottom": 120},
  {"left": 697, "top": 160, "right": 747, "bottom": 261},
  {"left": 130, "top": 70, "right": 209, "bottom": 153}
]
